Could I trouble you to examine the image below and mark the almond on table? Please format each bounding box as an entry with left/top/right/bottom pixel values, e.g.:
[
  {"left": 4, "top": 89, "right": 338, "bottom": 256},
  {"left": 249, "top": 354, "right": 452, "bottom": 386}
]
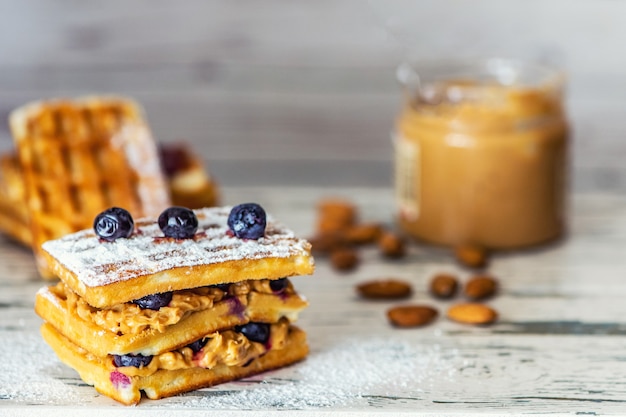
[
  {"left": 343, "top": 223, "right": 383, "bottom": 245},
  {"left": 464, "top": 275, "right": 498, "bottom": 300},
  {"left": 429, "top": 273, "right": 459, "bottom": 299},
  {"left": 316, "top": 198, "right": 357, "bottom": 233},
  {"left": 313, "top": 197, "right": 406, "bottom": 270},
  {"left": 356, "top": 279, "right": 412, "bottom": 300},
  {"left": 454, "top": 244, "right": 489, "bottom": 268},
  {"left": 378, "top": 231, "right": 406, "bottom": 259},
  {"left": 447, "top": 303, "right": 498, "bottom": 325},
  {"left": 387, "top": 305, "right": 439, "bottom": 328},
  {"left": 308, "top": 232, "right": 347, "bottom": 255},
  {"left": 330, "top": 247, "right": 360, "bottom": 271}
]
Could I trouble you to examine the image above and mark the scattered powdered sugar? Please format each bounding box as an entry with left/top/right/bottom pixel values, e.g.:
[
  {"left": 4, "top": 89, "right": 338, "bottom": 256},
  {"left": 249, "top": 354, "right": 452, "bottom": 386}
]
[
  {"left": 164, "top": 336, "right": 461, "bottom": 410},
  {"left": 41, "top": 207, "right": 313, "bottom": 288},
  {"left": 0, "top": 331, "right": 82, "bottom": 404},
  {"left": 0, "top": 331, "right": 460, "bottom": 409}
]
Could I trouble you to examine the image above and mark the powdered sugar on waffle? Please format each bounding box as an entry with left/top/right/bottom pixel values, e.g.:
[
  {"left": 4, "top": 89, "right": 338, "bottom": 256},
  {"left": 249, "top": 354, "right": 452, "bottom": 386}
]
[{"left": 41, "top": 207, "right": 312, "bottom": 288}]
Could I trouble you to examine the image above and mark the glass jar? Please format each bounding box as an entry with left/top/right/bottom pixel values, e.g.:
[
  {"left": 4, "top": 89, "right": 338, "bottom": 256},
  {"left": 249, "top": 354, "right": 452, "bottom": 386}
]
[{"left": 394, "top": 59, "right": 569, "bottom": 249}]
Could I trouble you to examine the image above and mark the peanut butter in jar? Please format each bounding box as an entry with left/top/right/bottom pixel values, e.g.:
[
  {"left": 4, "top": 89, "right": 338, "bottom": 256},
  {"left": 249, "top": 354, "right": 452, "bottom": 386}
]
[{"left": 394, "top": 59, "right": 569, "bottom": 249}]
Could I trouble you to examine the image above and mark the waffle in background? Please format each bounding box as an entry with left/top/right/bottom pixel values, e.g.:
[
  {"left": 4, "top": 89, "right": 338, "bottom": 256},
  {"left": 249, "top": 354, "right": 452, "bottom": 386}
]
[
  {"left": 0, "top": 153, "right": 31, "bottom": 247},
  {"left": 0, "top": 143, "right": 220, "bottom": 254},
  {"left": 8, "top": 96, "right": 171, "bottom": 279},
  {"left": 159, "top": 142, "right": 220, "bottom": 210}
]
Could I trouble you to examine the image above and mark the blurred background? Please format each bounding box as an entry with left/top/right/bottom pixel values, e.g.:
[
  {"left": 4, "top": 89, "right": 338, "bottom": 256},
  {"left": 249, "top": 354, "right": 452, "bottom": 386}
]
[{"left": 0, "top": 0, "right": 624, "bottom": 189}]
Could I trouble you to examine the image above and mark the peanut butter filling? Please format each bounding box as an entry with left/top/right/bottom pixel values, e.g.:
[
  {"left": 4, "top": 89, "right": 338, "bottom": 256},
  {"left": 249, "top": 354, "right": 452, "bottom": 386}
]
[
  {"left": 49, "top": 279, "right": 302, "bottom": 335},
  {"left": 115, "top": 319, "right": 290, "bottom": 378}
]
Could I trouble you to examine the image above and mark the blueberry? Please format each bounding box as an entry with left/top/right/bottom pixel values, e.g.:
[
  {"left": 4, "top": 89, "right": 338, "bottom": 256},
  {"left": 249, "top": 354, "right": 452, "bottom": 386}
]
[
  {"left": 227, "top": 203, "right": 266, "bottom": 240},
  {"left": 212, "top": 283, "right": 230, "bottom": 293},
  {"left": 269, "top": 278, "right": 288, "bottom": 294},
  {"left": 158, "top": 206, "right": 198, "bottom": 239},
  {"left": 235, "top": 322, "right": 270, "bottom": 344},
  {"left": 113, "top": 353, "right": 153, "bottom": 368},
  {"left": 187, "top": 337, "right": 209, "bottom": 353},
  {"left": 93, "top": 207, "right": 134, "bottom": 241},
  {"left": 132, "top": 292, "right": 173, "bottom": 310}
]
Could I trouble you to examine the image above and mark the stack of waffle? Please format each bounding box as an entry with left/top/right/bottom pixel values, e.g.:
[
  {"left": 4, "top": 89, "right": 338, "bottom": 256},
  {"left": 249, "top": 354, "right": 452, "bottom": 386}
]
[
  {"left": 159, "top": 142, "right": 220, "bottom": 210},
  {"left": 35, "top": 206, "right": 314, "bottom": 404},
  {"left": 0, "top": 96, "right": 219, "bottom": 277}
]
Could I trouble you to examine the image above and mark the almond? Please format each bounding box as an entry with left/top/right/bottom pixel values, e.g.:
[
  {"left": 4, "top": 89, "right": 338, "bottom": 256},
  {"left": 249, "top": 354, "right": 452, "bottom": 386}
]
[
  {"left": 378, "top": 231, "right": 406, "bottom": 259},
  {"left": 447, "top": 303, "right": 498, "bottom": 325},
  {"left": 387, "top": 305, "right": 438, "bottom": 327},
  {"left": 343, "top": 223, "right": 383, "bottom": 245},
  {"left": 330, "top": 247, "right": 359, "bottom": 271},
  {"left": 464, "top": 275, "right": 498, "bottom": 300},
  {"left": 308, "top": 232, "right": 346, "bottom": 255},
  {"left": 429, "top": 273, "right": 459, "bottom": 299},
  {"left": 454, "top": 244, "right": 489, "bottom": 268},
  {"left": 356, "top": 279, "right": 412, "bottom": 300},
  {"left": 317, "top": 199, "right": 357, "bottom": 233}
]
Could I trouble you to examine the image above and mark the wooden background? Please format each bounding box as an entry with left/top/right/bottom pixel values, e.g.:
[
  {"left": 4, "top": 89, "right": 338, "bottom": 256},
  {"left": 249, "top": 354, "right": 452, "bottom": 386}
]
[
  {"left": 0, "top": 0, "right": 625, "bottom": 189},
  {"left": 3, "top": 2, "right": 626, "bottom": 414}
]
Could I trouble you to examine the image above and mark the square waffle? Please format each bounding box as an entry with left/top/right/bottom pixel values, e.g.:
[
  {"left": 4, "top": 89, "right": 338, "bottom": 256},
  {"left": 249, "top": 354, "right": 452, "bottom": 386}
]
[
  {"left": 35, "top": 206, "right": 314, "bottom": 405},
  {"left": 9, "top": 97, "right": 171, "bottom": 278},
  {"left": 0, "top": 153, "right": 31, "bottom": 246}
]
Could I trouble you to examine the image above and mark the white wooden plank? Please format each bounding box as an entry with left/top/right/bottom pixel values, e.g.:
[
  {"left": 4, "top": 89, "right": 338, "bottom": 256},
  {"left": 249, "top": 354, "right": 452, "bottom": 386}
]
[{"left": 2, "top": 188, "right": 626, "bottom": 415}]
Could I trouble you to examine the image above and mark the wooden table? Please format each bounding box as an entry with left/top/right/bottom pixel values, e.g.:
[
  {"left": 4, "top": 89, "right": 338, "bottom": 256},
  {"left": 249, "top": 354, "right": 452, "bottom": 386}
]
[{"left": 2, "top": 185, "right": 626, "bottom": 416}]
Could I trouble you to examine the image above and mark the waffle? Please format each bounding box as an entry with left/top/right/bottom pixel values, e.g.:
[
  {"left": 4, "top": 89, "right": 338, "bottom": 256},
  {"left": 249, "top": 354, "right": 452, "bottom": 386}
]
[
  {"left": 36, "top": 279, "right": 308, "bottom": 357},
  {"left": 9, "top": 96, "right": 171, "bottom": 278},
  {"left": 41, "top": 207, "right": 314, "bottom": 308},
  {"left": 159, "top": 142, "right": 219, "bottom": 209},
  {"left": 41, "top": 322, "right": 308, "bottom": 405},
  {"left": 36, "top": 205, "right": 314, "bottom": 404},
  {"left": 0, "top": 153, "right": 31, "bottom": 246}
]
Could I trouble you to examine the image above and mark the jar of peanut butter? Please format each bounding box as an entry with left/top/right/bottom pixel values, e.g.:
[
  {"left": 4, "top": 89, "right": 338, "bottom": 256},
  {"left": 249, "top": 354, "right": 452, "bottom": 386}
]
[{"left": 394, "top": 59, "right": 569, "bottom": 249}]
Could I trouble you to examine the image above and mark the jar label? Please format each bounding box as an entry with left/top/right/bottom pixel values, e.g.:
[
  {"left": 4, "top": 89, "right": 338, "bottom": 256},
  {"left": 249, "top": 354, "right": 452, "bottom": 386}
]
[{"left": 393, "top": 132, "right": 419, "bottom": 222}]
